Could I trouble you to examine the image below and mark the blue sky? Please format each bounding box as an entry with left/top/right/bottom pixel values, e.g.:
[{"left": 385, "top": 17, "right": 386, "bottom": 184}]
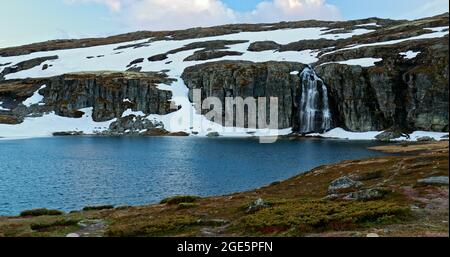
[{"left": 0, "top": 0, "right": 448, "bottom": 48}]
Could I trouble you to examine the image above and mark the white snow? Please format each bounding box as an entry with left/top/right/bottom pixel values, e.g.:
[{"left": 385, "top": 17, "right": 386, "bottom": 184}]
[
  {"left": 397, "top": 131, "right": 449, "bottom": 142},
  {"left": 399, "top": 50, "right": 421, "bottom": 59},
  {"left": 308, "top": 127, "right": 449, "bottom": 141},
  {"left": 323, "top": 26, "right": 449, "bottom": 56},
  {"left": 290, "top": 71, "right": 300, "bottom": 75},
  {"left": 0, "top": 108, "right": 114, "bottom": 139},
  {"left": 122, "top": 109, "right": 146, "bottom": 117},
  {"left": 320, "top": 57, "right": 382, "bottom": 67},
  {"left": 22, "top": 85, "right": 46, "bottom": 107},
  {"left": 356, "top": 23, "right": 381, "bottom": 27},
  {"left": 0, "top": 25, "right": 445, "bottom": 140}
]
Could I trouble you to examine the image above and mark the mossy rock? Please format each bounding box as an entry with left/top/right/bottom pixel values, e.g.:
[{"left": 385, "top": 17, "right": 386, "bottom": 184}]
[{"left": 160, "top": 195, "right": 201, "bottom": 205}]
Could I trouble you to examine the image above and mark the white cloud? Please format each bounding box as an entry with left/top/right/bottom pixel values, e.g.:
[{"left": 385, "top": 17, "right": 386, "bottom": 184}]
[
  {"left": 68, "top": 0, "right": 341, "bottom": 31},
  {"left": 405, "top": 0, "right": 449, "bottom": 19}
]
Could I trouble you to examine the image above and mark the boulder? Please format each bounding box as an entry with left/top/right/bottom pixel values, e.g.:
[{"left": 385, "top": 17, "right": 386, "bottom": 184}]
[
  {"left": 328, "top": 176, "right": 363, "bottom": 194},
  {"left": 344, "top": 188, "right": 389, "bottom": 201},
  {"left": 246, "top": 198, "right": 270, "bottom": 214},
  {"left": 417, "top": 136, "right": 436, "bottom": 142},
  {"left": 417, "top": 176, "right": 449, "bottom": 185}
]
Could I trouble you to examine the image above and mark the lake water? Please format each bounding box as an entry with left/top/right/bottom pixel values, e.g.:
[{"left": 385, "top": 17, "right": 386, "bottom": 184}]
[{"left": 0, "top": 137, "right": 389, "bottom": 216}]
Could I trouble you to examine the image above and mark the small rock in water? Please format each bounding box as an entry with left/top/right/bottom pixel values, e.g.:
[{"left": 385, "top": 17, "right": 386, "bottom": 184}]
[
  {"left": 206, "top": 132, "right": 220, "bottom": 137},
  {"left": 366, "top": 233, "right": 380, "bottom": 237},
  {"left": 417, "top": 176, "right": 449, "bottom": 185},
  {"left": 66, "top": 233, "right": 80, "bottom": 238}
]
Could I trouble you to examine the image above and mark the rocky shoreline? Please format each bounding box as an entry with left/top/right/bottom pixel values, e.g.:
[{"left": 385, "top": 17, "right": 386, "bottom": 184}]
[{"left": 0, "top": 141, "right": 447, "bottom": 237}]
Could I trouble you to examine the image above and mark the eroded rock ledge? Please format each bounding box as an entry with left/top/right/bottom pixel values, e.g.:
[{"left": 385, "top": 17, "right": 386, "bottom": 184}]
[{"left": 0, "top": 71, "right": 175, "bottom": 134}]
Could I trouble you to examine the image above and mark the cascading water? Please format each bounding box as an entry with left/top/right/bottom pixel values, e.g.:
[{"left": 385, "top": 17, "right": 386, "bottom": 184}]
[{"left": 298, "top": 66, "right": 332, "bottom": 134}]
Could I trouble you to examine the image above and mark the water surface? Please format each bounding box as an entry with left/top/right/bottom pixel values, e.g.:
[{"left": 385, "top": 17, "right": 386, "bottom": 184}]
[{"left": 0, "top": 137, "right": 389, "bottom": 215}]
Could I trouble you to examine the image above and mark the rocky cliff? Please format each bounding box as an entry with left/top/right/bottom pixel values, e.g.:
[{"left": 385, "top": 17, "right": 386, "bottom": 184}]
[
  {"left": 0, "top": 13, "right": 448, "bottom": 138},
  {"left": 0, "top": 71, "right": 174, "bottom": 134},
  {"left": 182, "top": 61, "right": 307, "bottom": 130}
]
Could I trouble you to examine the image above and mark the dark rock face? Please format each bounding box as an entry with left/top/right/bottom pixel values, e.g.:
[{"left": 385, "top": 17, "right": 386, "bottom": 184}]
[
  {"left": 42, "top": 72, "right": 174, "bottom": 122},
  {"left": 0, "top": 71, "right": 174, "bottom": 125},
  {"left": 182, "top": 60, "right": 307, "bottom": 129},
  {"left": 315, "top": 37, "right": 449, "bottom": 132},
  {"left": 183, "top": 50, "right": 243, "bottom": 61}
]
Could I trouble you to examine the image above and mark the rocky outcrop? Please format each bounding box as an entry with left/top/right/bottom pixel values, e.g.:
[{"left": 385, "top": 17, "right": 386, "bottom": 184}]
[
  {"left": 315, "top": 37, "right": 449, "bottom": 132},
  {"left": 183, "top": 50, "right": 243, "bottom": 61},
  {"left": 0, "top": 71, "right": 174, "bottom": 126},
  {"left": 182, "top": 60, "right": 307, "bottom": 129}
]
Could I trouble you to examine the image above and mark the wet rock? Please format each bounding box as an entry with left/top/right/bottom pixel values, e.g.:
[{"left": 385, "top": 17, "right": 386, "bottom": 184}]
[
  {"left": 328, "top": 176, "right": 363, "bottom": 194},
  {"left": 417, "top": 176, "right": 449, "bottom": 185},
  {"left": 52, "top": 131, "right": 84, "bottom": 136},
  {"left": 375, "top": 130, "right": 405, "bottom": 141},
  {"left": 417, "top": 136, "right": 436, "bottom": 142},
  {"left": 206, "top": 132, "right": 220, "bottom": 137}
]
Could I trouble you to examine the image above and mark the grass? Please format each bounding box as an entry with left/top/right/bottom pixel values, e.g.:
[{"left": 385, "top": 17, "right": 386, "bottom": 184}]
[
  {"left": 30, "top": 219, "right": 80, "bottom": 232},
  {"left": 106, "top": 214, "right": 200, "bottom": 237},
  {"left": 1, "top": 141, "right": 447, "bottom": 237},
  {"left": 233, "top": 199, "right": 411, "bottom": 236},
  {"left": 160, "top": 196, "right": 201, "bottom": 205},
  {"left": 20, "top": 209, "right": 64, "bottom": 217},
  {"left": 177, "top": 203, "right": 199, "bottom": 209},
  {"left": 82, "top": 205, "right": 114, "bottom": 211}
]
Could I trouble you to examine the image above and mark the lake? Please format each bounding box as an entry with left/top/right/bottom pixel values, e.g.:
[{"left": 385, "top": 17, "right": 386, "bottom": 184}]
[{"left": 0, "top": 137, "right": 389, "bottom": 216}]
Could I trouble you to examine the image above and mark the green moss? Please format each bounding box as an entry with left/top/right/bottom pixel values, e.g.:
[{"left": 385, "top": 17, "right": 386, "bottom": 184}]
[
  {"left": 20, "top": 209, "right": 64, "bottom": 217},
  {"left": 234, "top": 199, "right": 411, "bottom": 236},
  {"left": 30, "top": 219, "right": 79, "bottom": 232},
  {"left": 82, "top": 205, "right": 114, "bottom": 211},
  {"left": 106, "top": 214, "right": 199, "bottom": 237},
  {"left": 160, "top": 195, "right": 201, "bottom": 205}
]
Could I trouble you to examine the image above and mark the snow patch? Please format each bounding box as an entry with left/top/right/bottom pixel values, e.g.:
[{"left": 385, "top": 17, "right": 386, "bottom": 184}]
[
  {"left": 308, "top": 127, "right": 449, "bottom": 141},
  {"left": 122, "top": 109, "right": 146, "bottom": 117},
  {"left": 0, "top": 108, "right": 114, "bottom": 138},
  {"left": 399, "top": 50, "right": 421, "bottom": 59},
  {"left": 321, "top": 58, "right": 382, "bottom": 67},
  {"left": 22, "top": 85, "right": 46, "bottom": 107}
]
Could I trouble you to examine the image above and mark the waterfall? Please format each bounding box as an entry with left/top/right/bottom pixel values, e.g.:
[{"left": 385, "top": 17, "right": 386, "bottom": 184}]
[{"left": 298, "top": 66, "right": 332, "bottom": 134}]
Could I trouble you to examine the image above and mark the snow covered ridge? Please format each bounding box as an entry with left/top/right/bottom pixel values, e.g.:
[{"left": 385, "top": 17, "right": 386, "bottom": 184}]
[{"left": 0, "top": 14, "right": 449, "bottom": 141}]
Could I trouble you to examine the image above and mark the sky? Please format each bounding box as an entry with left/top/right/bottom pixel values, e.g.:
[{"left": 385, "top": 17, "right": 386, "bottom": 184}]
[{"left": 0, "top": 0, "right": 448, "bottom": 48}]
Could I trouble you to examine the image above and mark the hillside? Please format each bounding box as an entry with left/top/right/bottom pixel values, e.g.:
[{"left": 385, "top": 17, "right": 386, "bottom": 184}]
[{"left": 0, "top": 13, "right": 449, "bottom": 140}]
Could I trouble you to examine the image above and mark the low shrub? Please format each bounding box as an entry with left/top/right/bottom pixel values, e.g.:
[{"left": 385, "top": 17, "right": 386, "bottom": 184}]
[
  {"left": 82, "top": 205, "right": 114, "bottom": 211},
  {"left": 160, "top": 196, "right": 201, "bottom": 205},
  {"left": 20, "top": 209, "right": 64, "bottom": 217}
]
